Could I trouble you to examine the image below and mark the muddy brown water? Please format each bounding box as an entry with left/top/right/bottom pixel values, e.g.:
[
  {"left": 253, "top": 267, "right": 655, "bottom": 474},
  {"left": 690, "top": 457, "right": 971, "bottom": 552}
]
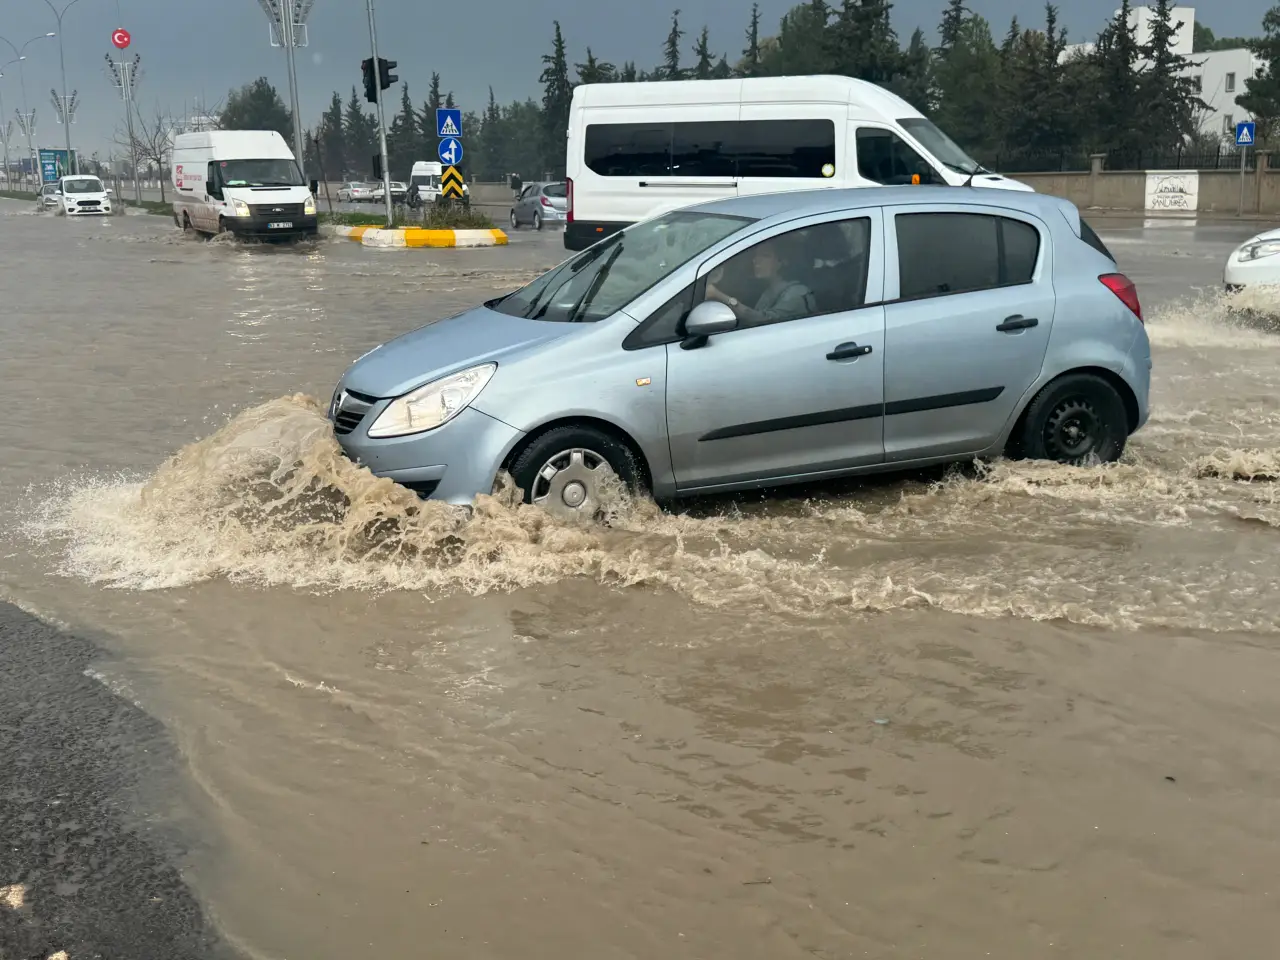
[{"left": 3, "top": 202, "right": 1280, "bottom": 958}]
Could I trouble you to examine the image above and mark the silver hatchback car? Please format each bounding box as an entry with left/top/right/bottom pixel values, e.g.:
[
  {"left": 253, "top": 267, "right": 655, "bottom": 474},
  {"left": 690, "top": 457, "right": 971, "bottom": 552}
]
[
  {"left": 331, "top": 187, "right": 1151, "bottom": 515},
  {"left": 509, "top": 181, "right": 568, "bottom": 230}
]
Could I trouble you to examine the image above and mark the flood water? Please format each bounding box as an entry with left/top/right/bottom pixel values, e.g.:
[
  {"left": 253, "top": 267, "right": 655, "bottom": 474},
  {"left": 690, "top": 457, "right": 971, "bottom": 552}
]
[{"left": 3, "top": 201, "right": 1280, "bottom": 958}]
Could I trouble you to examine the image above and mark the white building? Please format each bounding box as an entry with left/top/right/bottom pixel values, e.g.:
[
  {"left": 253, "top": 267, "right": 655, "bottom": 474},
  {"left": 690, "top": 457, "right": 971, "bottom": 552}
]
[{"left": 1060, "top": 6, "right": 1262, "bottom": 141}]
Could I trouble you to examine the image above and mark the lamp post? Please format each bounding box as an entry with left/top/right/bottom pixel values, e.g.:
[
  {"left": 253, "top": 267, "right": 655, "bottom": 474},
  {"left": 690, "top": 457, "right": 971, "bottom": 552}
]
[
  {"left": 0, "top": 33, "right": 56, "bottom": 188},
  {"left": 0, "top": 58, "right": 21, "bottom": 187},
  {"left": 257, "top": 0, "right": 315, "bottom": 176},
  {"left": 40, "top": 0, "right": 88, "bottom": 175}
]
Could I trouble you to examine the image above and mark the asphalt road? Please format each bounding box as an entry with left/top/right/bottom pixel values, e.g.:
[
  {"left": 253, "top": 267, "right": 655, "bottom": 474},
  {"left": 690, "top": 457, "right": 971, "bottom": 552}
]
[{"left": 0, "top": 603, "right": 236, "bottom": 960}]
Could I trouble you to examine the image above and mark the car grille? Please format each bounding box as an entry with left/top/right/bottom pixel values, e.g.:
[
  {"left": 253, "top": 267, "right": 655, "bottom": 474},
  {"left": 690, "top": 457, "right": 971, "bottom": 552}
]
[
  {"left": 77, "top": 200, "right": 101, "bottom": 207},
  {"left": 330, "top": 387, "right": 379, "bottom": 436},
  {"left": 250, "top": 202, "right": 305, "bottom": 218}
]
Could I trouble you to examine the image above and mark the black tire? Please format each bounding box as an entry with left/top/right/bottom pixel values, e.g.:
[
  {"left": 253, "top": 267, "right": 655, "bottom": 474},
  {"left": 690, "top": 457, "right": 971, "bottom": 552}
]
[
  {"left": 509, "top": 208, "right": 519, "bottom": 229},
  {"left": 533, "top": 210, "right": 543, "bottom": 231},
  {"left": 1015, "top": 373, "right": 1129, "bottom": 465},
  {"left": 508, "top": 425, "right": 644, "bottom": 516}
]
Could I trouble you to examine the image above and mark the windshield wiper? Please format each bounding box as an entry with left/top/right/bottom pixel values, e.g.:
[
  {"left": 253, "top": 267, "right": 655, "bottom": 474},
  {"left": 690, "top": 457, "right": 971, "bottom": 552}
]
[{"left": 569, "top": 244, "right": 624, "bottom": 323}]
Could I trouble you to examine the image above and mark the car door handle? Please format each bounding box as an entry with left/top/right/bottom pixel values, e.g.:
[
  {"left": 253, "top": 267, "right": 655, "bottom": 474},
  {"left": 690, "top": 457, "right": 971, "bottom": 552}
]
[
  {"left": 827, "top": 342, "right": 873, "bottom": 361},
  {"left": 996, "top": 315, "right": 1039, "bottom": 332}
]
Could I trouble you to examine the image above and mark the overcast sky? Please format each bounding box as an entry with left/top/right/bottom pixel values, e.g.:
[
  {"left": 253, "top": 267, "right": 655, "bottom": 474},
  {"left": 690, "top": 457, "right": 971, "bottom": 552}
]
[{"left": 0, "top": 0, "right": 1270, "bottom": 157}]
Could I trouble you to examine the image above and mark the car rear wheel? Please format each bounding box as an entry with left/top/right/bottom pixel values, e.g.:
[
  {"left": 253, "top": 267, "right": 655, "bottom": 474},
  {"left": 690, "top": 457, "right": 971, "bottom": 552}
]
[
  {"left": 533, "top": 210, "right": 543, "bottom": 231},
  {"left": 509, "top": 208, "right": 519, "bottom": 229},
  {"left": 509, "top": 425, "right": 643, "bottom": 521},
  {"left": 1015, "top": 373, "right": 1128, "bottom": 465}
]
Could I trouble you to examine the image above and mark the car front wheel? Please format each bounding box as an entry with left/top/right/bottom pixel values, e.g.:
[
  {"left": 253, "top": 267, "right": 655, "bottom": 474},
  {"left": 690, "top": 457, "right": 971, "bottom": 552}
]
[
  {"left": 509, "top": 208, "right": 518, "bottom": 229},
  {"left": 508, "top": 425, "right": 643, "bottom": 521},
  {"left": 1014, "top": 373, "right": 1129, "bottom": 465}
]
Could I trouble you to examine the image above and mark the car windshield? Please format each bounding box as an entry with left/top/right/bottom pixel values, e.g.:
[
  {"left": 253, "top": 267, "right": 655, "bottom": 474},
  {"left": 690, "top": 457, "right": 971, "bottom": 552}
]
[
  {"left": 219, "top": 158, "right": 304, "bottom": 187},
  {"left": 543, "top": 183, "right": 567, "bottom": 198},
  {"left": 897, "top": 118, "right": 985, "bottom": 175},
  {"left": 63, "top": 178, "right": 104, "bottom": 194},
  {"left": 493, "top": 210, "right": 753, "bottom": 324}
]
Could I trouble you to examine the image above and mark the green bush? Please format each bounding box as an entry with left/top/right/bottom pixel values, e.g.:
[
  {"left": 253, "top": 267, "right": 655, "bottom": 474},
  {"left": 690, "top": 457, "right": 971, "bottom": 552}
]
[{"left": 320, "top": 201, "right": 494, "bottom": 231}]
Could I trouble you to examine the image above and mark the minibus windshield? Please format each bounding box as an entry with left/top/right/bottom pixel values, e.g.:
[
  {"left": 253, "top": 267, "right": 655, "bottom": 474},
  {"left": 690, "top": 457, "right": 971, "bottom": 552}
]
[{"left": 897, "top": 118, "right": 986, "bottom": 176}]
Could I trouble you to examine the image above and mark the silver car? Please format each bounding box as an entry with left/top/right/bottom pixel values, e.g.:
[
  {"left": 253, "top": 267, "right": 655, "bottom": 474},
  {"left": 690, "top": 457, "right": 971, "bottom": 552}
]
[
  {"left": 331, "top": 186, "right": 1151, "bottom": 516},
  {"left": 509, "top": 181, "right": 567, "bottom": 230}
]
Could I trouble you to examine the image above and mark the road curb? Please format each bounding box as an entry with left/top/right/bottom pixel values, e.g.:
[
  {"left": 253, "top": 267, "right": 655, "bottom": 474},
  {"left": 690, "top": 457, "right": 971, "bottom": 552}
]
[{"left": 324, "top": 224, "right": 508, "bottom": 248}]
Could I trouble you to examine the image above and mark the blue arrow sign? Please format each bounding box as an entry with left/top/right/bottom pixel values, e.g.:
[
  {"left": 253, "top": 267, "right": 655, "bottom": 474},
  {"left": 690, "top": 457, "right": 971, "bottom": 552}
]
[
  {"left": 436, "top": 108, "right": 462, "bottom": 138},
  {"left": 438, "top": 137, "right": 464, "bottom": 166},
  {"left": 1236, "top": 121, "right": 1257, "bottom": 148}
]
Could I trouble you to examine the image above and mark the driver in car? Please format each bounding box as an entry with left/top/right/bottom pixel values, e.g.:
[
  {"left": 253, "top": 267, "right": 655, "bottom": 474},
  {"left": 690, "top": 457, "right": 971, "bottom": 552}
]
[{"left": 704, "top": 239, "right": 816, "bottom": 327}]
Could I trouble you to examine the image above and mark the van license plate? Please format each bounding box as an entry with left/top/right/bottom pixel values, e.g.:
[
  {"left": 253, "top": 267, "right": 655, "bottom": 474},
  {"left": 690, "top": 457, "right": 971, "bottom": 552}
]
[{"left": 268, "top": 221, "right": 292, "bottom": 229}]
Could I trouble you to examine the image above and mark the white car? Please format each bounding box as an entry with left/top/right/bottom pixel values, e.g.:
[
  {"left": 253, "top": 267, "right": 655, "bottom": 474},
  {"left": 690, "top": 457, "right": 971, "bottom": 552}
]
[
  {"left": 1225, "top": 228, "right": 1280, "bottom": 292},
  {"left": 44, "top": 175, "right": 113, "bottom": 216},
  {"left": 337, "top": 181, "right": 374, "bottom": 203}
]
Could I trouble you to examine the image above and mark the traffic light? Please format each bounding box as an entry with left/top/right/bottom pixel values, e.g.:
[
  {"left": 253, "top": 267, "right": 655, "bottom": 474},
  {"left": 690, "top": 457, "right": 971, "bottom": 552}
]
[
  {"left": 378, "top": 58, "right": 398, "bottom": 91},
  {"left": 372, "top": 153, "right": 383, "bottom": 181},
  {"left": 361, "top": 58, "right": 376, "bottom": 104}
]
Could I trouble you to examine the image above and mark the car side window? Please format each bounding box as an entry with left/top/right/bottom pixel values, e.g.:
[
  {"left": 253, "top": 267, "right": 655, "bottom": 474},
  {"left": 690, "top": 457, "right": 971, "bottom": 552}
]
[
  {"left": 701, "top": 217, "right": 873, "bottom": 330},
  {"left": 895, "top": 212, "right": 1041, "bottom": 301},
  {"left": 856, "top": 128, "right": 940, "bottom": 185}
]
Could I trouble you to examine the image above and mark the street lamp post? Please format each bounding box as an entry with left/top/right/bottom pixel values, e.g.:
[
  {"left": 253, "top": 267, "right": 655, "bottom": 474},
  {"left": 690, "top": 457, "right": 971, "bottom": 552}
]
[
  {"left": 0, "top": 58, "right": 21, "bottom": 187},
  {"left": 0, "top": 33, "right": 56, "bottom": 188},
  {"left": 41, "top": 0, "right": 88, "bottom": 175}
]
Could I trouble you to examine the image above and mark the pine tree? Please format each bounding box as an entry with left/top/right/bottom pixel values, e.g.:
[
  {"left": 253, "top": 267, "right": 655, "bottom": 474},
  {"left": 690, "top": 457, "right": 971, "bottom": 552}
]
[
  {"left": 889, "top": 28, "right": 933, "bottom": 113},
  {"left": 763, "top": 1, "right": 830, "bottom": 75},
  {"left": 932, "top": 12, "right": 1001, "bottom": 154},
  {"left": 445, "top": 91, "right": 456, "bottom": 109},
  {"left": 318, "top": 91, "right": 346, "bottom": 178},
  {"left": 619, "top": 61, "right": 639, "bottom": 82},
  {"left": 1085, "top": 0, "right": 1142, "bottom": 161},
  {"left": 829, "top": 0, "right": 901, "bottom": 85},
  {"left": 713, "top": 55, "right": 733, "bottom": 79},
  {"left": 741, "top": 3, "right": 762, "bottom": 77},
  {"left": 1238, "top": 5, "right": 1280, "bottom": 144},
  {"left": 938, "top": 0, "right": 967, "bottom": 53},
  {"left": 576, "top": 49, "right": 618, "bottom": 85},
  {"left": 663, "top": 10, "right": 685, "bottom": 79},
  {"left": 387, "top": 83, "right": 418, "bottom": 178},
  {"left": 540, "top": 21, "right": 573, "bottom": 173},
  {"left": 1138, "top": 0, "right": 1201, "bottom": 149},
  {"left": 344, "top": 86, "right": 375, "bottom": 178},
  {"left": 419, "top": 73, "right": 443, "bottom": 149},
  {"left": 692, "top": 26, "right": 716, "bottom": 79}
]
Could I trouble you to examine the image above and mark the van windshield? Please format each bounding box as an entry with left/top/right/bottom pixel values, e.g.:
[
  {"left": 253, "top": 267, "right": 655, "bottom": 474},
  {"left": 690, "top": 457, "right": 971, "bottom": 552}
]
[
  {"left": 218, "top": 158, "right": 304, "bottom": 187},
  {"left": 493, "top": 210, "right": 753, "bottom": 324},
  {"left": 411, "top": 175, "right": 440, "bottom": 189},
  {"left": 897, "top": 118, "right": 985, "bottom": 176}
]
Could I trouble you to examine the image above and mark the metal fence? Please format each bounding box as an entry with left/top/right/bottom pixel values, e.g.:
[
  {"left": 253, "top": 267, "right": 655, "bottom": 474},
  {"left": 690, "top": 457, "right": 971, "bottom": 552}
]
[{"left": 978, "top": 145, "right": 1257, "bottom": 173}]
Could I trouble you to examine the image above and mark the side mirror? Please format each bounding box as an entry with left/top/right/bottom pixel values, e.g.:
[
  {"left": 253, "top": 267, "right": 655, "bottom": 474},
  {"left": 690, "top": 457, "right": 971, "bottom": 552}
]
[{"left": 681, "top": 299, "right": 738, "bottom": 349}]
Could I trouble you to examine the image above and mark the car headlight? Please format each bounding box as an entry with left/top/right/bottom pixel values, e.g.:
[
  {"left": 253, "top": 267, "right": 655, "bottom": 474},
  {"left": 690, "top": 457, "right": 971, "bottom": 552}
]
[
  {"left": 366, "top": 363, "right": 497, "bottom": 438},
  {"left": 230, "top": 198, "right": 251, "bottom": 218},
  {"left": 1240, "top": 240, "right": 1280, "bottom": 262},
  {"left": 304, "top": 195, "right": 316, "bottom": 215}
]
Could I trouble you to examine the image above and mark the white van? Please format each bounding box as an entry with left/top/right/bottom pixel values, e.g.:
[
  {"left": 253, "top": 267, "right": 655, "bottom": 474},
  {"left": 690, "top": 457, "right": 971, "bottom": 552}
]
[
  {"left": 563, "top": 75, "right": 1030, "bottom": 250},
  {"left": 171, "top": 130, "right": 317, "bottom": 238},
  {"left": 410, "top": 160, "right": 443, "bottom": 201}
]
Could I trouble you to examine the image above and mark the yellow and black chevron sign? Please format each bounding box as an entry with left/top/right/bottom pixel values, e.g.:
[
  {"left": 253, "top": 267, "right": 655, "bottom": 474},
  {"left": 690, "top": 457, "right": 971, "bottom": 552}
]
[{"left": 441, "top": 165, "right": 464, "bottom": 199}]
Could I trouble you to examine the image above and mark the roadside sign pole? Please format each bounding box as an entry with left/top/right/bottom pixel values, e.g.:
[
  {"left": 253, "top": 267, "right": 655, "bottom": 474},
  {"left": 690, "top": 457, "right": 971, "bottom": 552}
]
[
  {"left": 280, "top": 0, "right": 305, "bottom": 179},
  {"left": 1236, "top": 121, "right": 1257, "bottom": 218},
  {"left": 364, "top": 0, "right": 394, "bottom": 228}
]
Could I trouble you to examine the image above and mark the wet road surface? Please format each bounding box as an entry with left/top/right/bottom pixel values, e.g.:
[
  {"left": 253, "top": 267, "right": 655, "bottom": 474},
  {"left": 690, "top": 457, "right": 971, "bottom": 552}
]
[{"left": 2, "top": 201, "right": 1280, "bottom": 959}]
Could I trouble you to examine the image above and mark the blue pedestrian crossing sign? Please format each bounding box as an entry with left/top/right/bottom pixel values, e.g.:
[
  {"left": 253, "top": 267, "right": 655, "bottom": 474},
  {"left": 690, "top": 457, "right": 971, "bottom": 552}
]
[
  {"left": 438, "top": 137, "right": 464, "bottom": 166},
  {"left": 436, "top": 108, "right": 462, "bottom": 138},
  {"left": 1236, "top": 121, "right": 1256, "bottom": 147}
]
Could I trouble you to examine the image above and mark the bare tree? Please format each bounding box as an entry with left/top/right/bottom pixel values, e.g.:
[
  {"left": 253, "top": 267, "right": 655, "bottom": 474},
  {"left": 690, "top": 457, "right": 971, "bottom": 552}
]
[{"left": 115, "top": 104, "right": 177, "bottom": 201}]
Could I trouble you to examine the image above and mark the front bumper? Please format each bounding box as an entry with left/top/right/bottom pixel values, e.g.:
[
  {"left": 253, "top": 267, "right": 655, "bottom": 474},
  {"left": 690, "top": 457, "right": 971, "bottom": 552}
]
[
  {"left": 64, "top": 203, "right": 111, "bottom": 215},
  {"left": 332, "top": 398, "right": 524, "bottom": 505},
  {"left": 1225, "top": 249, "right": 1280, "bottom": 290},
  {"left": 226, "top": 213, "right": 319, "bottom": 237}
]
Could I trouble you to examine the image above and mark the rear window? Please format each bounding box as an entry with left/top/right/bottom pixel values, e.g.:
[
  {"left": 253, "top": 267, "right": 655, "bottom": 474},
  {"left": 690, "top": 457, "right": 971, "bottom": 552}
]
[
  {"left": 1079, "top": 220, "right": 1115, "bottom": 262},
  {"left": 543, "top": 183, "right": 566, "bottom": 198}
]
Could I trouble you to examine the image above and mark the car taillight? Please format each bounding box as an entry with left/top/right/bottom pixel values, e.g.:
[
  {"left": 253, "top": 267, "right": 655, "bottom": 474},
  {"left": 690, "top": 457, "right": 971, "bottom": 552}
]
[
  {"left": 540, "top": 196, "right": 551, "bottom": 207},
  {"left": 1099, "top": 273, "right": 1142, "bottom": 322},
  {"left": 566, "top": 177, "right": 573, "bottom": 222}
]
